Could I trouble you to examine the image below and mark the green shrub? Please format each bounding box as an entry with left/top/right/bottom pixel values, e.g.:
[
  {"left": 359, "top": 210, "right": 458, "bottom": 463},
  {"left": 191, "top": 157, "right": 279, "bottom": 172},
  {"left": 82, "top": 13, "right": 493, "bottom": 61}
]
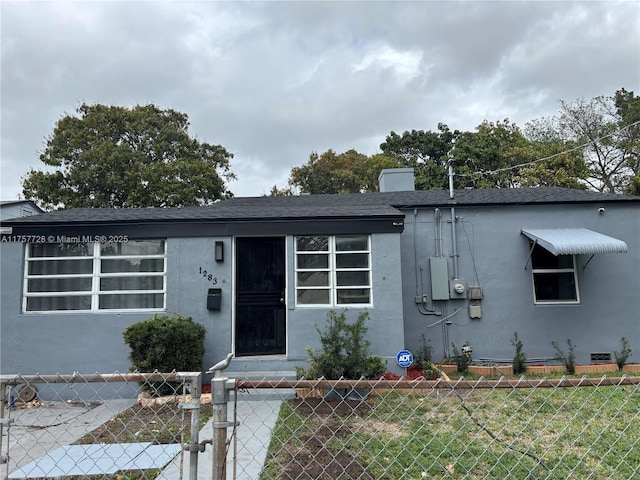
[
  {"left": 551, "top": 339, "right": 576, "bottom": 374},
  {"left": 614, "top": 337, "right": 633, "bottom": 370},
  {"left": 123, "top": 313, "right": 206, "bottom": 395},
  {"left": 415, "top": 335, "right": 434, "bottom": 376},
  {"left": 511, "top": 332, "right": 527, "bottom": 375},
  {"left": 295, "top": 309, "right": 386, "bottom": 380}
]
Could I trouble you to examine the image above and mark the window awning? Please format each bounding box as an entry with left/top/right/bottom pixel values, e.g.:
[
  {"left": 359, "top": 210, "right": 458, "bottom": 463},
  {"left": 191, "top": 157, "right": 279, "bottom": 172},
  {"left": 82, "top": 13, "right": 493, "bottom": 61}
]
[{"left": 521, "top": 228, "right": 628, "bottom": 256}]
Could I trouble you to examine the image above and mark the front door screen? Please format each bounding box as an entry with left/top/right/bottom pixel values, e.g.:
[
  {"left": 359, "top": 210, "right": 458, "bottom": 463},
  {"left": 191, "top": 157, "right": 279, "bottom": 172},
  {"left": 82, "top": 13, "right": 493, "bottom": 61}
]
[{"left": 235, "top": 237, "right": 285, "bottom": 356}]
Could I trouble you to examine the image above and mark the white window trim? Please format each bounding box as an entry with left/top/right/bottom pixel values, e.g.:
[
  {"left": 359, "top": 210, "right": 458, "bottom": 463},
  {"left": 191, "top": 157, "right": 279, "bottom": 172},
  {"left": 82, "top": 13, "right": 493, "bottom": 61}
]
[
  {"left": 23, "top": 242, "right": 167, "bottom": 313},
  {"left": 295, "top": 249, "right": 332, "bottom": 307},
  {"left": 295, "top": 235, "right": 372, "bottom": 308},
  {"left": 531, "top": 254, "right": 580, "bottom": 305}
]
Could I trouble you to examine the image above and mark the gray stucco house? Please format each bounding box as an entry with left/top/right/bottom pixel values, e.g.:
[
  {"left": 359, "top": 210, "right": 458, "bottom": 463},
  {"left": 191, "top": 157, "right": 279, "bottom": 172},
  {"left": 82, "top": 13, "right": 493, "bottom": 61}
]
[{"left": 1, "top": 169, "right": 638, "bottom": 378}]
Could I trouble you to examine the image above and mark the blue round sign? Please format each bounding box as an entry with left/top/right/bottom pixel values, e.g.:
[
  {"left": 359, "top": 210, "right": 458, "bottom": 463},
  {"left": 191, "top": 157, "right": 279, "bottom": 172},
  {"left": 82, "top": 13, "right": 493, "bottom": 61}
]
[{"left": 396, "top": 349, "right": 413, "bottom": 368}]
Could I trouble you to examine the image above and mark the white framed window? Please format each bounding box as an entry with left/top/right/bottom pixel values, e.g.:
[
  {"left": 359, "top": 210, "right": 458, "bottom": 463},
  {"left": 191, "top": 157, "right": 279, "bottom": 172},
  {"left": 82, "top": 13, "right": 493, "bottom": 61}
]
[
  {"left": 23, "top": 240, "right": 166, "bottom": 312},
  {"left": 295, "top": 235, "right": 371, "bottom": 307},
  {"left": 530, "top": 243, "right": 579, "bottom": 304}
]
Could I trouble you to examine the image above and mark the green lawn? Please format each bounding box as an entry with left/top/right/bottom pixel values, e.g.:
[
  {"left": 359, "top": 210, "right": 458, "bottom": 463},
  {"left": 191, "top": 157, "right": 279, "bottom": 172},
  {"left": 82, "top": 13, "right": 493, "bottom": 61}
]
[{"left": 261, "top": 383, "right": 640, "bottom": 479}]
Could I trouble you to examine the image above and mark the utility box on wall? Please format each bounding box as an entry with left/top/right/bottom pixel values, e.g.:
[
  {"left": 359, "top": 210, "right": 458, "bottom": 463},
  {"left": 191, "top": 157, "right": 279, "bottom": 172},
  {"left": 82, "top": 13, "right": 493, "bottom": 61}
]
[
  {"left": 449, "top": 279, "right": 467, "bottom": 299},
  {"left": 429, "top": 257, "right": 450, "bottom": 300},
  {"left": 207, "top": 288, "right": 222, "bottom": 310},
  {"left": 468, "top": 286, "right": 483, "bottom": 300},
  {"left": 469, "top": 305, "right": 482, "bottom": 319}
]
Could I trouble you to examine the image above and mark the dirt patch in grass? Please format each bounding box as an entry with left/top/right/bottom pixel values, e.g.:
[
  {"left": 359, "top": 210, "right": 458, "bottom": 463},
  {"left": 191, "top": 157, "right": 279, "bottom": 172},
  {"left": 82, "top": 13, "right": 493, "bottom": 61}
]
[
  {"left": 74, "top": 400, "right": 209, "bottom": 446},
  {"left": 270, "top": 398, "right": 375, "bottom": 480},
  {"left": 290, "top": 397, "right": 373, "bottom": 416}
]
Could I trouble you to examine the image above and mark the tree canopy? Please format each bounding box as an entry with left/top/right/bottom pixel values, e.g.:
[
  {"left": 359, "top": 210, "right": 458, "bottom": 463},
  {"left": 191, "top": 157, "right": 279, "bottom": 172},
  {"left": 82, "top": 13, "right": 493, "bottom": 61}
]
[
  {"left": 379, "top": 119, "right": 587, "bottom": 190},
  {"left": 452, "top": 119, "right": 589, "bottom": 190},
  {"left": 519, "top": 117, "right": 588, "bottom": 190},
  {"left": 22, "top": 103, "right": 235, "bottom": 209},
  {"left": 557, "top": 96, "right": 622, "bottom": 193},
  {"left": 380, "top": 123, "right": 458, "bottom": 190},
  {"left": 614, "top": 88, "right": 640, "bottom": 194},
  {"left": 275, "top": 88, "right": 638, "bottom": 196},
  {"left": 285, "top": 149, "right": 400, "bottom": 195},
  {"left": 451, "top": 119, "right": 531, "bottom": 189},
  {"left": 555, "top": 89, "right": 640, "bottom": 194}
]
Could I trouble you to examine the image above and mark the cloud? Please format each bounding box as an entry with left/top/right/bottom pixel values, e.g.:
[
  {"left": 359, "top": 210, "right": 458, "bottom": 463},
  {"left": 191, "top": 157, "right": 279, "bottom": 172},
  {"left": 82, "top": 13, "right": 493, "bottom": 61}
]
[{"left": 1, "top": 1, "right": 638, "bottom": 201}]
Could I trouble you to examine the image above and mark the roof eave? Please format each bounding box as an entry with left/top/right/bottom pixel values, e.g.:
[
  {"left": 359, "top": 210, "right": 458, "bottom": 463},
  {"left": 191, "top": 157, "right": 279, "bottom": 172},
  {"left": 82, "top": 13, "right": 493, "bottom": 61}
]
[{"left": 1, "top": 215, "right": 406, "bottom": 239}]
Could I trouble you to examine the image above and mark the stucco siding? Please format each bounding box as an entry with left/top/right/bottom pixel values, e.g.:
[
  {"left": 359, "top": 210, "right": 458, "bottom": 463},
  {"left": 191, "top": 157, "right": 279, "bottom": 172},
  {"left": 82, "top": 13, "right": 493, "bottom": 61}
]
[
  {"left": 401, "top": 203, "right": 640, "bottom": 365},
  {"left": 2, "top": 194, "right": 638, "bottom": 379},
  {"left": 284, "top": 232, "right": 405, "bottom": 373},
  {"left": 1, "top": 232, "right": 406, "bottom": 376},
  {"left": 165, "top": 237, "right": 233, "bottom": 372},
  {"left": 0, "top": 242, "right": 153, "bottom": 375}
]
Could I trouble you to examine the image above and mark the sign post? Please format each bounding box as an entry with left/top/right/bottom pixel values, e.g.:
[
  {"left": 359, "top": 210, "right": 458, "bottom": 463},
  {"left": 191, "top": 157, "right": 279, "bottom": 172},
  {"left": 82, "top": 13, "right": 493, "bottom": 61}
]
[{"left": 396, "top": 349, "right": 414, "bottom": 376}]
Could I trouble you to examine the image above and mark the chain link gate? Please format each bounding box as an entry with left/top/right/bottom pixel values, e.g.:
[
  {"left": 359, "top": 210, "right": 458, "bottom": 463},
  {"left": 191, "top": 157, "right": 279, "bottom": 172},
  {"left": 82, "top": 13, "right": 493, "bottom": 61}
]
[{"left": 1, "top": 372, "right": 203, "bottom": 480}]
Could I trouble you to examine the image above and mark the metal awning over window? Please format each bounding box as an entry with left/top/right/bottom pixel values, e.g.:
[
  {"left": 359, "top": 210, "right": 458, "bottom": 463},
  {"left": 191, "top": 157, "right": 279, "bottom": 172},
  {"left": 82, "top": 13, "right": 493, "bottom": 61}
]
[{"left": 521, "top": 228, "right": 628, "bottom": 256}]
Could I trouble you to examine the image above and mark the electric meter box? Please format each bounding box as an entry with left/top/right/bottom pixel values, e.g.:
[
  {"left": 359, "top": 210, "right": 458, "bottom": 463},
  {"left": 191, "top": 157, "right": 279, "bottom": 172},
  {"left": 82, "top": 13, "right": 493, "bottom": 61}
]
[{"left": 449, "top": 279, "right": 467, "bottom": 299}]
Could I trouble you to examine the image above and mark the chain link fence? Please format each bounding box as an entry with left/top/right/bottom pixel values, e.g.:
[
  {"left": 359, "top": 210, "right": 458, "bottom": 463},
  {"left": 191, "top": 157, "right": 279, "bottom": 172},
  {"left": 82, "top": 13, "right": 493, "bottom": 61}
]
[
  {"left": 2, "top": 373, "right": 639, "bottom": 479},
  {"left": 236, "top": 376, "right": 640, "bottom": 480},
  {"left": 1, "top": 372, "right": 203, "bottom": 480}
]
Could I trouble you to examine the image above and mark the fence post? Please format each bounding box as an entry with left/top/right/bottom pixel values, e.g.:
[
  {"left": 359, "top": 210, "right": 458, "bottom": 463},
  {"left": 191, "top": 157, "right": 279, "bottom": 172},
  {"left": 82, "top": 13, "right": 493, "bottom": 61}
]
[
  {"left": 178, "top": 372, "right": 202, "bottom": 480},
  {"left": 0, "top": 377, "right": 18, "bottom": 477},
  {"left": 0, "top": 380, "right": 7, "bottom": 469},
  {"left": 209, "top": 355, "right": 234, "bottom": 480}
]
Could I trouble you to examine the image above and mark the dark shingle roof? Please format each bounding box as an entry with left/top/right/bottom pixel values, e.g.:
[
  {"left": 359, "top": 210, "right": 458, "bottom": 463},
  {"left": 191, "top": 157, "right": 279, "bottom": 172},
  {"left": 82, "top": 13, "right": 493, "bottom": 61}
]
[
  {"left": 2, "top": 200, "right": 402, "bottom": 224},
  {"left": 227, "top": 186, "right": 638, "bottom": 209},
  {"left": 3, "top": 187, "right": 638, "bottom": 226}
]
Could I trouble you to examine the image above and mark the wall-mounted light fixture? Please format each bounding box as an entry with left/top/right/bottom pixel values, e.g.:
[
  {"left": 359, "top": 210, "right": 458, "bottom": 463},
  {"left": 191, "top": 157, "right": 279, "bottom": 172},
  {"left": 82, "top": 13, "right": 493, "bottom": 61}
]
[{"left": 215, "top": 241, "right": 224, "bottom": 262}]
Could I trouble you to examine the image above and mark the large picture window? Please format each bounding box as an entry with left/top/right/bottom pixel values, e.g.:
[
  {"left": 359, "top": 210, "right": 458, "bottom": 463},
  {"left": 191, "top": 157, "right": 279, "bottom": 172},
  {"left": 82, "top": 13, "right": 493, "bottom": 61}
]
[
  {"left": 23, "top": 240, "right": 166, "bottom": 312},
  {"left": 530, "top": 243, "right": 579, "bottom": 304},
  {"left": 295, "top": 235, "right": 371, "bottom": 306}
]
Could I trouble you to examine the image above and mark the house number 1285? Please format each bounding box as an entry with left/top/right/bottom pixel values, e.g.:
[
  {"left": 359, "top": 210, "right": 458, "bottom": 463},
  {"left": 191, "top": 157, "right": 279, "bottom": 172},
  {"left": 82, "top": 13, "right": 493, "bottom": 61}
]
[{"left": 199, "top": 267, "right": 218, "bottom": 284}]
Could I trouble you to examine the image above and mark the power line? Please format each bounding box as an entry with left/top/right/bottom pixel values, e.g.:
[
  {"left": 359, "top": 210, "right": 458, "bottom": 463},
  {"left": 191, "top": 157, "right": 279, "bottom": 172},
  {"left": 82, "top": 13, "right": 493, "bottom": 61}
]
[{"left": 457, "top": 118, "right": 640, "bottom": 179}]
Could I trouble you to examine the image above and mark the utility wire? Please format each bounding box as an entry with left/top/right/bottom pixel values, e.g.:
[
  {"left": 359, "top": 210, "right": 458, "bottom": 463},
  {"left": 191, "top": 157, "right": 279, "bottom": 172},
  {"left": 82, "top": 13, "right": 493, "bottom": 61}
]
[{"left": 456, "top": 118, "right": 640, "bottom": 179}]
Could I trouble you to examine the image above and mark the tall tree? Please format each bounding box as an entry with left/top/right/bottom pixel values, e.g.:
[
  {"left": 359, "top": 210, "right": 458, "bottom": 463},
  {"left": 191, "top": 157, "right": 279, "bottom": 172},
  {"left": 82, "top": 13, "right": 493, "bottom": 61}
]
[
  {"left": 614, "top": 88, "right": 640, "bottom": 194},
  {"left": 451, "top": 119, "right": 533, "bottom": 189},
  {"left": 22, "top": 103, "right": 235, "bottom": 209},
  {"left": 519, "top": 117, "right": 589, "bottom": 189},
  {"left": 379, "top": 123, "right": 458, "bottom": 190},
  {"left": 286, "top": 149, "right": 399, "bottom": 194},
  {"left": 557, "top": 93, "right": 634, "bottom": 193}
]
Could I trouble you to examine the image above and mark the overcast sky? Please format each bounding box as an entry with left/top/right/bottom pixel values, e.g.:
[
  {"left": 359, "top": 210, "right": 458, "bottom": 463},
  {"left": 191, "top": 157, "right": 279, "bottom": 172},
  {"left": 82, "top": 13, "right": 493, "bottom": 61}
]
[{"left": 1, "top": 1, "right": 638, "bottom": 201}]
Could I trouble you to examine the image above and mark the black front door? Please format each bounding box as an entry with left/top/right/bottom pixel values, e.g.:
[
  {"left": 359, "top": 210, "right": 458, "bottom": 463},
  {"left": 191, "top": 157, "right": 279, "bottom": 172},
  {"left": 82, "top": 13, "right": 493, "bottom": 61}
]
[{"left": 235, "top": 237, "right": 286, "bottom": 356}]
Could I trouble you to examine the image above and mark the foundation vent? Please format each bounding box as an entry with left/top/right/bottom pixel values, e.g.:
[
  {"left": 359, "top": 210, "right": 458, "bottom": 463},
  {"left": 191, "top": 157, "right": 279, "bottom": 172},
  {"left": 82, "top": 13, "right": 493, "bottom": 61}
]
[{"left": 590, "top": 353, "right": 612, "bottom": 363}]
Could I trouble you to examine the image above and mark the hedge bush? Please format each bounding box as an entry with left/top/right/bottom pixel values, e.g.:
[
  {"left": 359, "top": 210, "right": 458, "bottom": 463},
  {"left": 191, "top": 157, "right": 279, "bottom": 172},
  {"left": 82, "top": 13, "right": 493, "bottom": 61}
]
[{"left": 123, "top": 314, "right": 206, "bottom": 395}]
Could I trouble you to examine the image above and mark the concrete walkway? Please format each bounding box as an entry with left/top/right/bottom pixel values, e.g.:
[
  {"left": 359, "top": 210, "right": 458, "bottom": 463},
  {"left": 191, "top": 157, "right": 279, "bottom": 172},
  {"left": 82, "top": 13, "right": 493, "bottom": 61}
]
[
  {"left": 8, "top": 443, "right": 181, "bottom": 478},
  {"left": 1, "top": 399, "right": 136, "bottom": 475},
  {"left": 159, "top": 390, "right": 293, "bottom": 480},
  {"left": 2, "top": 391, "right": 290, "bottom": 480}
]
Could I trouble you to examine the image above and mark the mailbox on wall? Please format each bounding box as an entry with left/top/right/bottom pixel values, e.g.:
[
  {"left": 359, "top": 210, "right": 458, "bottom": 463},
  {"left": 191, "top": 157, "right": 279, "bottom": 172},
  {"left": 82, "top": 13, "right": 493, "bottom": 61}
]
[{"left": 207, "top": 288, "right": 222, "bottom": 310}]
